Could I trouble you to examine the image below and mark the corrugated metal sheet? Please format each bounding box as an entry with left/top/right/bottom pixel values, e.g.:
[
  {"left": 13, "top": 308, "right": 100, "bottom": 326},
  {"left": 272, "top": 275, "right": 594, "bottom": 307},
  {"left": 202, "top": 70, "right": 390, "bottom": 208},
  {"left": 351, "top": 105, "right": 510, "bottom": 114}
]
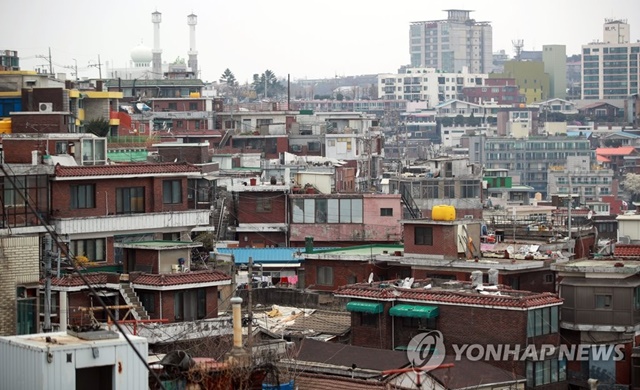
[
  {"left": 216, "top": 248, "right": 304, "bottom": 264},
  {"left": 0, "top": 332, "right": 148, "bottom": 390},
  {"left": 55, "top": 210, "right": 210, "bottom": 235}
]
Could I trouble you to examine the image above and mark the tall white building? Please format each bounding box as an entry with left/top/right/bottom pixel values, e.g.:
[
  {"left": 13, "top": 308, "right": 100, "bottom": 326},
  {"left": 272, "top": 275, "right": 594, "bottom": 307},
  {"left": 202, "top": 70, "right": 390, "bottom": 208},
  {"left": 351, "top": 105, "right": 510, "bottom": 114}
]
[
  {"left": 581, "top": 19, "right": 640, "bottom": 100},
  {"left": 378, "top": 67, "right": 487, "bottom": 107},
  {"left": 409, "top": 9, "right": 493, "bottom": 74}
]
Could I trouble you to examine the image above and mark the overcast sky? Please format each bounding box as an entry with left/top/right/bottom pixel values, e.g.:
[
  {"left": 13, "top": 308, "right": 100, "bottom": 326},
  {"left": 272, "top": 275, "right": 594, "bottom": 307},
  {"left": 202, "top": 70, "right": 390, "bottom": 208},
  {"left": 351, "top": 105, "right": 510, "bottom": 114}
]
[{"left": 3, "top": 0, "right": 639, "bottom": 83}]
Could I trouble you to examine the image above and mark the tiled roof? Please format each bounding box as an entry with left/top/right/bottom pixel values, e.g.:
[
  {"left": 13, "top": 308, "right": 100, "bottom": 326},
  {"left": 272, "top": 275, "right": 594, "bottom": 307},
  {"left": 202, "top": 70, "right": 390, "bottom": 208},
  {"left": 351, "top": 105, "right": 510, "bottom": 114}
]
[
  {"left": 595, "top": 146, "right": 636, "bottom": 156},
  {"left": 132, "top": 270, "right": 231, "bottom": 286},
  {"left": 335, "top": 282, "right": 562, "bottom": 309},
  {"left": 614, "top": 244, "right": 640, "bottom": 258},
  {"left": 54, "top": 162, "right": 201, "bottom": 177}
]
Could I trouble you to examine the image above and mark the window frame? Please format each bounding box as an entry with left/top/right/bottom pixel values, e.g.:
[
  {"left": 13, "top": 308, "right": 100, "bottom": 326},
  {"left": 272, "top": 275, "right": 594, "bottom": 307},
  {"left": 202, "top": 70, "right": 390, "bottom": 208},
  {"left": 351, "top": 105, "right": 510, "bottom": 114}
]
[
  {"left": 163, "top": 180, "right": 182, "bottom": 204},
  {"left": 415, "top": 226, "right": 433, "bottom": 246},
  {"left": 116, "top": 187, "right": 145, "bottom": 214},
  {"left": 70, "top": 184, "right": 96, "bottom": 209}
]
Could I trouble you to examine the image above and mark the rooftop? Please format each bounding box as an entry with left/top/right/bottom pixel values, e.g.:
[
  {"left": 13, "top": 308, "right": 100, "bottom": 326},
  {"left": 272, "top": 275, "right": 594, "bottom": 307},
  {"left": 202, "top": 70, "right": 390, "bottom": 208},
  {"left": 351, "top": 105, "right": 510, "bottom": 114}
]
[
  {"left": 335, "top": 279, "right": 562, "bottom": 310},
  {"left": 551, "top": 259, "right": 640, "bottom": 274},
  {"left": 53, "top": 162, "right": 201, "bottom": 179}
]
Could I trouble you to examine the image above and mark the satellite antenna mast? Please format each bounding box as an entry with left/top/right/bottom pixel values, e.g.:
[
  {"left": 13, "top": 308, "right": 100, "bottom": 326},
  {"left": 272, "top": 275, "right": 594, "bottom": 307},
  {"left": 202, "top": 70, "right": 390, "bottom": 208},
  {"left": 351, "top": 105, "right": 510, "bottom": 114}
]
[{"left": 512, "top": 39, "right": 524, "bottom": 61}]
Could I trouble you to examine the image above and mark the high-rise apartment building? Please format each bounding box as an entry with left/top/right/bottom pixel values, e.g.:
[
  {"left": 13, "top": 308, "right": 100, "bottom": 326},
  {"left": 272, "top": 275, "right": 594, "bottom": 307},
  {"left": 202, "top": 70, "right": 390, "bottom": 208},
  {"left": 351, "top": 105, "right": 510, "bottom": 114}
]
[
  {"left": 581, "top": 19, "right": 640, "bottom": 100},
  {"left": 542, "top": 45, "right": 567, "bottom": 99},
  {"left": 410, "top": 10, "right": 492, "bottom": 74}
]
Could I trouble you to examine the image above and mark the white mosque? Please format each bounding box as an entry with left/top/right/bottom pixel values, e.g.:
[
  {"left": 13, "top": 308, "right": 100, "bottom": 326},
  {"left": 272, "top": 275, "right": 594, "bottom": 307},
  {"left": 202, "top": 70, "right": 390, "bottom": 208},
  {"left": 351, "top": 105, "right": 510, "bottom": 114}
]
[{"left": 105, "top": 11, "right": 199, "bottom": 80}]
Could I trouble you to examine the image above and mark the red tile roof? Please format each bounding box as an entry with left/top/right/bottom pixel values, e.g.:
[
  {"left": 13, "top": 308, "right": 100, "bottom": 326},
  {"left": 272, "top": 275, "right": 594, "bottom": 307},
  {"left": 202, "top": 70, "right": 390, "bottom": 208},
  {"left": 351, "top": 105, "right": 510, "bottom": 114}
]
[
  {"left": 132, "top": 270, "right": 231, "bottom": 286},
  {"left": 48, "top": 273, "right": 112, "bottom": 287},
  {"left": 54, "top": 162, "right": 201, "bottom": 178},
  {"left": 335, "top": 282, "right": 562, "bottom": 309},
  {"left": 596, "top": 146, "right": 636, "bottom": 157},
  {"left": 614, "top": 244, "right": 640, "bottom": 258}
]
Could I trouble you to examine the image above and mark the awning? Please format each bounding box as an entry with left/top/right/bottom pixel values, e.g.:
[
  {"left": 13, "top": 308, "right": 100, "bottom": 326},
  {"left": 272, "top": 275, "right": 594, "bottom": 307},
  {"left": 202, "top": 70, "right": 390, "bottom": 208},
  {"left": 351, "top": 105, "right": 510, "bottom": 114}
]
[
  {"left": 389, "top": 304, "right": 439, "bottom": 319},
  {"left": 346, "top": 301, "right": 384, "bottom": 314}
]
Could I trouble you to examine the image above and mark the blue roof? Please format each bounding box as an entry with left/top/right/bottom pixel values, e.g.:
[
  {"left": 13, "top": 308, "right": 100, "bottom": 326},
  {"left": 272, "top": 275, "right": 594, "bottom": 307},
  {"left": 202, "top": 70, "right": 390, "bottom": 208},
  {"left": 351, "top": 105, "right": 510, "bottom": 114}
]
[{"left": 214, "top": 248, "right": 305, "bottom": 264}]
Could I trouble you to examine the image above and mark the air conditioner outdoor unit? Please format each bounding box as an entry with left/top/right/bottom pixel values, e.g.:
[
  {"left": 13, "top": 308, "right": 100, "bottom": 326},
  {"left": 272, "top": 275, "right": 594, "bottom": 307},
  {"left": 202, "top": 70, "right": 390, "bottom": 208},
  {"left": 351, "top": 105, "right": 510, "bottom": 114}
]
[{"left": 39, "top": 102, "right": 53, "bottom": 112}]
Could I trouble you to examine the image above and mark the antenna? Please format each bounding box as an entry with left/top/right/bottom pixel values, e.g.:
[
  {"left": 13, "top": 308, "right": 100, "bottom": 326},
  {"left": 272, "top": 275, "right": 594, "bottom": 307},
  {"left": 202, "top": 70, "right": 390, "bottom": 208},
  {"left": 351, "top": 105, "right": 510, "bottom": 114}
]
[{"left": 512, "top": 39, "right": 524, "bottom": 61}]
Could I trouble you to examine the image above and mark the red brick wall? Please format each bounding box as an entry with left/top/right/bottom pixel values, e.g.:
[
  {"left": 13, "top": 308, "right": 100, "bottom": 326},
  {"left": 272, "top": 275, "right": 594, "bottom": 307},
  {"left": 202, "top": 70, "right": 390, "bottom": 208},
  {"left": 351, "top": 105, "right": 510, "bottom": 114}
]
[
  {"left": 10, "top": 114, "right": 69, "bottom": 134},
  {"left": 236, "top": 192, "right": 287, "bottom": 224},
  {"left": 51, "top": 176, "right": 190, "bottom": 218},
  {"left": 305, "top": 259, "right": 379, "bottom": 291},
  {"left": 404, "top": 224, "right": 461, "bottom": 258},
  {"left": 350, "top": 302, "right": 393, "bottom": 349}
]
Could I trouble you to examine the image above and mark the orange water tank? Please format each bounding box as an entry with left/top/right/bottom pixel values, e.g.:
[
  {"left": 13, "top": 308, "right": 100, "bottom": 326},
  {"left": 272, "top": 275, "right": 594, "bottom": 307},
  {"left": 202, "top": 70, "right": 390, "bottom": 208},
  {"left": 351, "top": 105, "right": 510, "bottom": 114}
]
[{"left": 432, "top": 205, "right": 456, "bottom": 221}]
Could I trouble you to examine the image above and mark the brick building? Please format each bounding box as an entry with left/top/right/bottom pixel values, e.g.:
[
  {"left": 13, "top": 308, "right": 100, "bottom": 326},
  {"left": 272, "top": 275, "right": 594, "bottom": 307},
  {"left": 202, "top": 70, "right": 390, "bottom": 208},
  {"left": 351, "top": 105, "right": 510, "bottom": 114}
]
[{"left": 335, "top": 279, "right": 565, "bottom": 389}]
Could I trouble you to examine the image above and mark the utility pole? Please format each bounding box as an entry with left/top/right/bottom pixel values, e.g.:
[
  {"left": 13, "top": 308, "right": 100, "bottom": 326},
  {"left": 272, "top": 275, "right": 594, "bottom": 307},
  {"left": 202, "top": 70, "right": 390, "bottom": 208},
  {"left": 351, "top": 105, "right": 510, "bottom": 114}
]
[
  {"left": 247, "top": 256, "right": 253, "bottom": 356},
  {"left": 89, "top": 55, "right": 103, "bottom": 80},
  {"left": 43, "top": 234, "right": 56, "bottom": 332}
]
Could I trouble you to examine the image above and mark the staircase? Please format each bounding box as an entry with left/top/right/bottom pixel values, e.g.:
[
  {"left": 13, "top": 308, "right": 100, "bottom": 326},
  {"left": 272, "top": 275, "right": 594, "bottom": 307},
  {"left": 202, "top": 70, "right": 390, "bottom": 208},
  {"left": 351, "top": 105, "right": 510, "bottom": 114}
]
[
  {"left": 399, "top": 182, "right": 421, "bottom": 219},
  {"left": 118, "top": 282, "right": 150, "bottom": 321}
]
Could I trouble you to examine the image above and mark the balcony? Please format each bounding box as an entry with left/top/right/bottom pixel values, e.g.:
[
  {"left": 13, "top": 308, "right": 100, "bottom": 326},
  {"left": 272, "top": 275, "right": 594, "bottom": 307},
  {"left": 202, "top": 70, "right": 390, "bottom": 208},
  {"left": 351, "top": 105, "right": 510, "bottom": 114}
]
[{"left": 54, "top": 209, "right": 211, "bottom": 235}]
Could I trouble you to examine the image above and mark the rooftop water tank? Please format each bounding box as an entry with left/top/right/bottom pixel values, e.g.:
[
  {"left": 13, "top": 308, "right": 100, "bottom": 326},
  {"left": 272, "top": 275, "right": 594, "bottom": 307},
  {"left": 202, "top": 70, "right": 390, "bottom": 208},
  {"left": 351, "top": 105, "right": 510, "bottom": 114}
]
[{"left": 432, "top": 205, "right": 456, "bottom": 221}]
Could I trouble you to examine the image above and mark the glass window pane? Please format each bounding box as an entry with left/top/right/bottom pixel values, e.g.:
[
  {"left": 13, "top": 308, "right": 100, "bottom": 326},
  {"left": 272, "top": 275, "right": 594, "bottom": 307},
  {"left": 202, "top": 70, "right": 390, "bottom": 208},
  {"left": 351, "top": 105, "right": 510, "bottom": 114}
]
[
  {"left": 316, "top": 199, "right": 328, "bottom": 223},
  {"left": 292, "top": 199, "right": 304, "bottom": 223},
  {"left": 304, "top": 199, "right": 315, "bottom": 223},
  {"left": 327, "top": 199, "right": 339, "bottom": 223},
  {"left": 351, "top": 199, "right": 363, "bottom": 223},
  {"left": 340, "top": 199, "right": 351, "bottom": 223}
]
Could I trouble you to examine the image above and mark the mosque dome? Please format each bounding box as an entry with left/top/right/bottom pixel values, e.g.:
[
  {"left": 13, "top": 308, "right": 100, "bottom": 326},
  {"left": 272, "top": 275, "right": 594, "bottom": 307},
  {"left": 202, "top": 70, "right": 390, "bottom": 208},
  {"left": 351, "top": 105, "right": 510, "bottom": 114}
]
[{"left": 130, "top": 43, "right": 152, "bottom": 66}]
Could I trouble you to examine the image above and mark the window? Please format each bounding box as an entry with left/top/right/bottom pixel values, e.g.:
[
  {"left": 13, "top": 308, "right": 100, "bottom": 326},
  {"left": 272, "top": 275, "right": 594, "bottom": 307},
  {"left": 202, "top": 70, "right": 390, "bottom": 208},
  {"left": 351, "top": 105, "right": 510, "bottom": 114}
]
[
  {"left": 256, "top": 198, "right": 272, "bottom": 212},
  {"left": 415, "top": 226, "right": 433, "bottom": 246},
  {"left": 360, "top": 313, "right": 378, "bottom": 327},
  {"left": 527, "top": 306, "right": 559, "bottom": 337},
  {"left": 402, "top": 316, "right": 437, "bottom": 330},
  {"left": 526, "top": 358, "right": 566, "bottom": 387},
  {"left": 380, "top": 208, "right": 393, "bottom": 217},
  {"left": 116, "top": 187, "right": 144, "bottom": 214},
  {"left": 163, "top": 180, "right": 182, "bottom": 204},
  {"left": 138, "top": 292, "right": 155, "bottom": 314},
  {"left": 69, "top": 238, "right": 106, "bottom": 262},
  {"left": 317, "top": 266, "right": 333, "bottom": 286},
  {"left": 70, "top": 184, "right": 95, "bottom": 209},
  {"left": 595, "top": 294, "right": 612, "bottom": 309},
  {"left": 174, "top": 288, "right": 207, "bottom": 321}
]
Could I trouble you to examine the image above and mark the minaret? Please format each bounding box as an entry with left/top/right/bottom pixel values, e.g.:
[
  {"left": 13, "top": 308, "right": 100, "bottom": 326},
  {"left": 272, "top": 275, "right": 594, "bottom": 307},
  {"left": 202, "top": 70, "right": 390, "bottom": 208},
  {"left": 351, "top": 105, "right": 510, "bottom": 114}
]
[
  {"left": 187, "top": 13, "right": 198, "bottom": 78},
  {"left": 151, "top": 10, "right": 163, "bottom": 78}
]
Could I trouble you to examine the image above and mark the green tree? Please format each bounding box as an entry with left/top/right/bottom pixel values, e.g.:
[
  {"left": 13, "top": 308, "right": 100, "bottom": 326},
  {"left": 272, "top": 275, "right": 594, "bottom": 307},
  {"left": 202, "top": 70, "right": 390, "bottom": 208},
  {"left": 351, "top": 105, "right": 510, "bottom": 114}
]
[
  {"left": 623, "top": 173, "right": 640, "bottom": 202},
  {"left": 219, "top": 68, "right": 237, "bottom": 87},
  {"left": 252, "top": 70, "right": 284, "bottom": 99},
  {"left": 85, "top": 118, "right": 110, "bottom": 137}
]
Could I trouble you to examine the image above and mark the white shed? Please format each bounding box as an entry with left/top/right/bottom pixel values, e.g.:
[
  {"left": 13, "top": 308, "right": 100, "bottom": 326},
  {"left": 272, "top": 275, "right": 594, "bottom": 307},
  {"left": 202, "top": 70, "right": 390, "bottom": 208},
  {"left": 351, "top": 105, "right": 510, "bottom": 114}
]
[{"left": 0, "top": 330, "right": 148, "bottom": 390}]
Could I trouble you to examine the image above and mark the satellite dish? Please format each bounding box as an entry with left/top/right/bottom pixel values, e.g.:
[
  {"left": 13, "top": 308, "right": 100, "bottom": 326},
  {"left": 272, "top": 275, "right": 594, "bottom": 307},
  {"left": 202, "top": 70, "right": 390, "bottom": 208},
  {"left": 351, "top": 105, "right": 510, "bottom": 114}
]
[
  {"left": 367, "top": 272, "right": 374, "bottom": 284},
  {"left": 587, "top": 210, "right": 593, "bottom": 220},
  {"left": 506, "top": 245, "right": 515, "bottom": 255}
]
